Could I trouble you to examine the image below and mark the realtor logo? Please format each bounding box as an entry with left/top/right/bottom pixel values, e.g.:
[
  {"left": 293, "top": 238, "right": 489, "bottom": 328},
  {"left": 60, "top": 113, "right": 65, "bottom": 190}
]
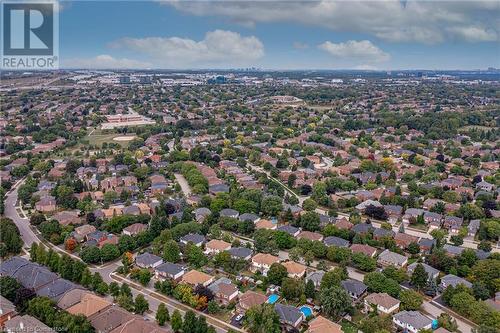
[{"left": 2, "top": 1, "right": 58, "bottom": 69}]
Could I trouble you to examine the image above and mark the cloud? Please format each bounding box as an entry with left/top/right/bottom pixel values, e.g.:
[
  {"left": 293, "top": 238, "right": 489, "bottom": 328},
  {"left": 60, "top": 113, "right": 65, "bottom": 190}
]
[
  {"left": 162, "top": 0, "right": 499, "bottom": 44},
  {"left": 109, "top": 30, "right": 264, "bottom": 67},
  {"left": 293, "top": 42, "right": 309, "bottom": 49},
  {"left": 319, "top": 40, "right": 390, "bottom": 63},
  {"left": 62, "top": 55, "right": 151, "bottom": 69},
  {"left": 447, "top": 26, "right": 498, "bottom": 42}
]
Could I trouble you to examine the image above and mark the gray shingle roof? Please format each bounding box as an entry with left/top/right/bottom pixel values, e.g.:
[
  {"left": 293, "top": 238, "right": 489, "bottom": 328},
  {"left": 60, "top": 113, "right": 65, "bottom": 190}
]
[
  {"left": 341, "top": 279, "right": 367, "bottom": 297},
  {"left": 135, "top": 253, "right": 163, "bottom": 267},
  {"left": 393, "top": 311, "right": 433, "bottom": 329},
  {"left": 180, "top": 233, "right": 206, "bottom": 244},
  {"left": 275, "top": 303, "right": 303, "bottom": 325},
  {"left": 155, "top": 262, "right": 184, "bottom": 276},
  {"left": 227, "top": 247, "right": 253, "bottom": 259},
  {"left": 323, "top": 236, "right": 350, "bottom": 248},
  {"left": 36, "top": 279, "right": 79, "bottom": 301}
]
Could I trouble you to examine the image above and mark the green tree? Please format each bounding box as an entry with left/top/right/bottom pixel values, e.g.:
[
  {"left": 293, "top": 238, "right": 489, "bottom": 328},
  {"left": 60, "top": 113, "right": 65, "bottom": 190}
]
[
  {"left": 183, "top": 310, "right": 197, "bottom": 333},
  {"left": 163, "top": 240, "right": 181, "bottom": 263},
  {"left": 305, "top": 279, "right": 316, "bottom": 298},
  {"left": 351, "top": 253, "right": 376, "bottom": 272},
  {"left": 80, "top": 246, "right": 101, "bottom": 264},
  {"left": 410, "top": 263, "right": 428, "bottom": 290},
  {"left": 171, "top": 309, "right": 183, "bottom": 332},
  {"left": 267, "top": 263, "right": 288, "bottom": 285},
  {"left": 261, "top": 196, "right": 283, "bottom": 216},
  {"left": 319, "top": 286, "right": 351, "bottom": 318},
  {"left": 134, "top": 294, "right": 149, "bottom": 314},
  {"left": 100, "top": 244, "right": 120, "bottom": 262},
  {"left": 399, "top": 289, "right": 423, "bottom": 310},
  {"left": 0, "top": 218, "right": 23, "bottom": 257},
  {"left": 244, "top": 304, "right": 281, "bottom": 333},
  {"left": 320, "top": 267, "right": 348, "bottom": 290}
]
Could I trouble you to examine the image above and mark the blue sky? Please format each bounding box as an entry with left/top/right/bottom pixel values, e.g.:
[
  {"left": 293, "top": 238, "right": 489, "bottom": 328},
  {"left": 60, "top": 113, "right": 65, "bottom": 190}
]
[{"left": 60, "top": 1, "right": 500, "bottom": 70}]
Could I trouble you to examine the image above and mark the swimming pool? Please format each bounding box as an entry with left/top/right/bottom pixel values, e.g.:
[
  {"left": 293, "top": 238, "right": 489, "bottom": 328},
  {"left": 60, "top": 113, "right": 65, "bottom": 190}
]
[
  {"left": 267, "top": 294, "right": 279, "bottom": 304},
  {"left": 300, "top": 306, "right": 313, "bottom": 318}
]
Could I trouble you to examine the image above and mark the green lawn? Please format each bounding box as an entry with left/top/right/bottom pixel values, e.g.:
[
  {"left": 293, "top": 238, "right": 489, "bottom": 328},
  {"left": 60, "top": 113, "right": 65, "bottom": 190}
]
[{"left": 340, "top": 319, "right": 358, "bottom": 333}]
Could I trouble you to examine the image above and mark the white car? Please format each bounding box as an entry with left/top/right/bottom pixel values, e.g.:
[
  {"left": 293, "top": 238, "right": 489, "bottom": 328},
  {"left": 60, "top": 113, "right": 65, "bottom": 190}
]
[{"left": 235, "top": 314, "right": 243, "bottom": 322}]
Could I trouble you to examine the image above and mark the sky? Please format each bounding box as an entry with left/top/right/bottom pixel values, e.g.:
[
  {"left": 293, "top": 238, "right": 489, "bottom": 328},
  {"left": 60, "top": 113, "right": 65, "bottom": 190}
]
[{"left": 59, "top": 0, "right": 500, "bottom": 70}]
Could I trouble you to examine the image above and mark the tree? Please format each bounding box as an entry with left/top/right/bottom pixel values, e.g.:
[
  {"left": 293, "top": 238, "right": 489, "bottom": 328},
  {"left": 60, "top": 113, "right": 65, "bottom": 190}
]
[
  {"left": 326, "top": 246, "right": 351, "bottom": 264},
  {"left": 302, "top": 198, "right": 318, "bottom": 211},
  {"left": 363, "top": 272, "right": 401, "bottom": 297},
  {"left": 267, "top": 263, "right": 288, "bottom": 285},
  {"left": 244, "top": 304, "right": 281, "bottom": 333},
  {"left": 100, "top": 244, "right": 120, "bottom": 262},
  {"left": 300, "top": 211, "right": 321, "bottom": 231},
  {"left": 185, "top": 243, "right": 207, "bottom": 268},
  {"left": 319, "top": 286, "right": 351, "bottom": 318},
  {"left": 80, "top": 246, "right": 101, "bottom": 264},
  {"left": 320, "top": 267, "right": 348, "bottom": 290},
  {"left": 207, "top": 300, "right": 220, "bottom": 314},
  {"left": 450, "top": 235, "right": 464, "bottom": 246},
  {"left": 163, "top": 240, "right": 181, "bottom": 263},
  {"left": 359, "top": 314, "right": 393, "bottom": 333},
  {"left": 0, "top": 218, "right": 23, "bottom": 257},
  {"left": 410, "top": 263, "right": 428, "bottom": 290},
  {"left": 472, "top": 281, "right": 490, "bottom": 300},
  {"left": 134, "top": 294, "right": 149, "bottom": 314},
  {"left": 261, "top": 196, "right": 283, "bottom": 216},
  {"left": 171, "top": 309, "right": 183, "bottom": 332},
  {"left": 478, "top": 241, "right": 492, "bottom": 252},
  {"left": 351, "top": 253, "right": 376, "bottom": 272},
  {"left": 438, "top": 313, "right": 458, "bottom": 332},
  {"left": 156, "top": 303, "right": 169, "bottom": 325},
  {"left": 183, "top": 310, "right": 197, "bottom": 333},
  {"left": 305, "top": 279, "right": 316, "bottom": 298},
  {"left": 281, "top": 278, "right": 304, "bottom": 301},
  {"left": 470, "top": 259, "right": 500, "bottom": 296},
  {"left": 399, "top": 289, "right": 423, "bottom": 310},
  {"left": 0, "top": 276, "right": 21, "bottom": 301}
]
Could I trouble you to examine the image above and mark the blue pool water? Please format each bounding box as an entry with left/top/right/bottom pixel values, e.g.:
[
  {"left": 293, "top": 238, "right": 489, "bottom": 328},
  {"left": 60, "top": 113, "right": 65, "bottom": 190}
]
[
  {"left": 300, "top": 306, "right": 313, "bottom": 318},
  {"left": 267, "top": 294, "right": 279, "bottom": 304}
]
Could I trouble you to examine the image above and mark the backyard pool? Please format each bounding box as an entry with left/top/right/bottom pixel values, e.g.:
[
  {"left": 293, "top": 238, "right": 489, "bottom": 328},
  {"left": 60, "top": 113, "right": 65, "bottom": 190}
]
[
  {"left": 267, "top": 294, "right": 279, "bottom": 304},
  {"left": 300, "top": 306, "right": 313, "bottom": 318}
]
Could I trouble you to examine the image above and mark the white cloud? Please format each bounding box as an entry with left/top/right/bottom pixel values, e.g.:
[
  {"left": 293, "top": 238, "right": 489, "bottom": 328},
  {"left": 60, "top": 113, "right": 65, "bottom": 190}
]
[
  {"left": 447, "top": 26, "right": 498, "bottom": 42},
  {"left": 162, "top": 0, "right": 499, "bottom": 44},
  {"left": 109, "top": 30, "right": 264, "bottom": 67},
  {"left": 319, "top": 40, "right": 390, "bottom": 63},
  {"left": 62, "top": 55, "right": 151, "bottom": 69}
]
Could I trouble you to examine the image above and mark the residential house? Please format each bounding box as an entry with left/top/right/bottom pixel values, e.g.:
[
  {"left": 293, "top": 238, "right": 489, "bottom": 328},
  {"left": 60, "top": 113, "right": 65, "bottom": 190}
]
[
  {"left": 418, "top": 238, "right": 436, "bottom": 254},
  {"left": 324, "top": 236, "right": 350, "bottom": 248},
  {"left": 384, "top": 205, "right": 403, "bottom": 224},
  {"left": 135, "top": 253, "right": 163, "bottom": 269},
  {"left": 350, "top": 244, "right": 377, "bottom": 257},
  {"left": 72, "top": 225, "right": 96, "bottom": 243},
  {"left": 36, "top": 279, "right": 79, "bottom": 302},
  {"left": 468, "top": 219, "right": 480, "bottom": 238},
  {"left": 4, "top": 315, "right": 55, "bottom": 333},
  {"left": 306, "top": 271, "right": 325, "bottom": 289},
  {"left": 181, "top": 270, "right": 214, "bottom": 287},
  {"left": 122, "top": 223, "right": 147, "bottom": 236},
  {"left": 66, "top": 293, "right": 112, "bottom": 318},
  {"left": 283, "top": 261, "right": 307, "bottom": 278},
  {"left": 364, "top": 292, "right": 400, "bottom": 314},
  {"left": 0, "top": 296, "right": 17, "bottom": 327},
  {"left": 440, "top": 274, "right": 472, "bottom": 289},
  {"left": 407, "top": 263, "right": 439, "bottom": 281},
  {"left": 275, "top": 304, "right": 304, "bottom": 329},
  {"left": 251, "top": 253, "right": 280, "bottom": 276},
  {"left": 443, "top": 216, "right": 464, "bottom": 234},
  {"left": 297, "top": 231, "right": 324, "bottom": 242},
  {"left": 393, "top": 311, "right": 433, "bottom": 333},
  {"left": 307, "top": 316, "right": 343, "bottom": 333},
  {"left": 208, "top": 277, "right": 239, "bottom": 305},
  {"left": 180, "top": 233, "right": 206, "bottom": 247},
  {"left": 373, "top": 228, "right": 395, "bottom": 240},
  {"left": 194, "top": 207, "right": 211, "bottom": 223},
  {"left": 220, "top": 208, "right": 239, "bottom": 219},
  {"left": 351, "top": 223, "right": 374, "bottom": 236},
  {"left": 228, "top": 247, "right": 253, "bottom": 261},
  {"left": 255, "top": 219, "right": 277, "bottom": 230},
  {"left": 53, "top": 210, "right": 81, "bottom": 226},
  {"left": 155, "top": 262, "right": 185, "bottom": 281},
  {"left": 238, "top": 291, "right": 267, "bottom": 313},
  {"left": 204, "top": 239, "right": 231, "bottom": 255},
  {"left": 377, "top": 249, "right": 408, "bottom": 268},
  {"left": 35, "top": 196, "right": 56, "bottom": 212},
  {"left": 394, "top": 232, "right": 419, "bottom": 249},
  {"left": 341, "top": 279, "right": 368, "bottom": 300},
  {"left": 89, "top": 306, "right": 134, "bottom": 333},
  {"left": 239, "top": 213, "right": 260, "bottom": 223},
  {"left": 277, "top": 225, "right": 301, "bottom": 237},
  {"left": 443, "top": 244, "right": 465, "bottom": 257}
]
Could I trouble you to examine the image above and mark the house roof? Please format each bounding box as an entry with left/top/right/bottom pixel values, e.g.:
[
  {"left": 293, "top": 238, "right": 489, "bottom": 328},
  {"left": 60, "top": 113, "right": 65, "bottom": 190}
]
[
  {"left": 252, "top": 253, "right": 280, "bottom": 266},
  {"left": 57, "top": 288, "right": 89, "bottom": 310},
  {"left": 407, "top": 263, "right": 439, "bottom": 278},
  {"left": 109, "top": 317, "right": 168, "bottom": 333},
  {"left": 228, "top": 247, "right": 253, "bottom": 259},
  {"left": 205, "top": 239, "right": 231, "bottom": 251},
  {"left": 324, "top": 236, "right": 350, "bottom": 248},
  {"left": 67, "top": 293, "right": 112, "bottom": 317},
  {"left": 341, "top": 279, "right": 367, "bottom": 296},
  {"left": 135, "top": 253, "right": 163, "bottom": 267},
  {"left": 181, "top": 269, "right": 213, "bottom": 286},
  {"left": 0, "top": 256, "right": 30, "bottom": 276},
  {"left": 378, "top": 249, "right": 408, "bottom": 266},
  {"left": 220, "top": 208, "right": 239, "bottom": 217},
  {"left": 208, "top": 277, "right": 238, "bottom": 297},
  {"left": 306, "top": 270, "right": 325, "bottom": 285},
  {"left": 155, "top": 262, "right": 184, "bottom": 276},
  {"left": 297, "top": 230, "right": 323, "bottom": 241},
  {"left": 283, "top": 261, "right": 306, "bottom": 275},
  {"left": 364, "top": 292, "right": 400, "bottom": 309},
  {"left": 0, "top": 295, "right": 16, "bottom": 316},
  {"left": 307, "top": 316, "right": 343, "bottom": 333},
  {"left": 350, "top": 244, "right": 377, "bottom": 257},
  {"left": 180, "top": 233, "right": 205, "bottom": 244},
  {"left": 277, "top": 225, "right": 300, "bottom": 236},
  {"left": 239, "top": 290, "right": 267, "bottom": 309},
  {"left": 5, "top": 315, "right": 55, "bottom": 333},
  {"left": 90, "top": 306, "right": 135, "bottom": 333},
  {"left": 13, "top": 262, "right": 58, "bottom": 290},
  {"left": 441, "top": 274, "right": 472, "bottom": 288},
  {"left": 36, "top": 278, "right": 80, "bottom": 301},
  {"left": 275, "top": 303, "right": 303, "bottom": 325},
  {"left": 393, "top": 311, "right": 433, "bottom": 329},
  {"left": 239, "top": 213, "right": 260, "bottom": 222}
]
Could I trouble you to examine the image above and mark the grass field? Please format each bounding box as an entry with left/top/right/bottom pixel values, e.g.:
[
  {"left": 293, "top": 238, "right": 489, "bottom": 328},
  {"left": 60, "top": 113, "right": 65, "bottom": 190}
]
[{"left": 85, "top": 128, "right": 137, "bottom": 148}]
